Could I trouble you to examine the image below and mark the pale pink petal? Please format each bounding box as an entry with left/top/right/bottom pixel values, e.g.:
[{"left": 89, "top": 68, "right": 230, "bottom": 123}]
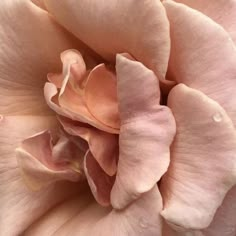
[
  {"left": 161, "top": 84, "right": 236, "bottom": 230},
  {"left": 164, "top": 1, "right": 236, "bottom": 127},
  {"left": 84, "top": 64, "right": 120, "bottom": 129},
  {"left": 44, "top": 0, "right": 170, "bottom": 80},
  {"left": 59, "top": 116, "right": 118, "bottom": 176},
  {"left": 202, "top": 186, "right": 236, "bottom": 236},
  {"left": 16, "top": 130, "right": 84, "bottom": 191},
  {"left": 111, "top": 54, "right": 176, "bottom": 209},
  {"left": 0, "top": 115, "right": 81, "bottom": 235},
  {"left": 174, "top": 0, "right": 236, "bottom": 44},
  {"left": 0, "top": 0, "right": 95, "bottom": 115},
  {"left": 25, "top": 187, "right": 163, "bottom": 236},
  {"left": 84, "top": 152, "right": 115, "bottom": 206}
]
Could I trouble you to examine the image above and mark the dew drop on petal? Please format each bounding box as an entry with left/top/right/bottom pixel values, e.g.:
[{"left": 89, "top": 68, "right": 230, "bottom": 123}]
[{"left": 212, "top": 113, "right": 222, "bottom": 122}]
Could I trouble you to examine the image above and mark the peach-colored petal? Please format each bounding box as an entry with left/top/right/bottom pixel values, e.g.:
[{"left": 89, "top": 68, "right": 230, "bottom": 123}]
[
  {"left": 202, "top": 186, "right": 236, "bottom": 236},
  {"left": 24, "top": 187, "right": 163, "bottom": 236},
  {"left": 44, "top": 0, "right": 170, "bottom": 80},
  {"left": 161, "top": 84, "right": 236, "bottom": 230},
  {"left": 174, "top": 0, "right": 236, "bottom": 44},
  {"left": 164, "top": 1, "right": 236, "bottom": 127},
  {"left": 0, "top": 0, "right": 95, "bottom": 115},
  {"left": 84, "top": 151, "right": 115, "bottom": 206},
  {"left": 85, "top": 64, "right": 120, "bottom": 129},
  {"left": 0, "top": 115, "right": 82, "bottom": 235},
  {"left": 59, "top": 116, "right": 118, "bottom": 176},
  {"left": 111, "top": 54, "right": 176, "bottom": 209},
  {"left": 45, "top": 50, "right": 119, "bottom": 134}
]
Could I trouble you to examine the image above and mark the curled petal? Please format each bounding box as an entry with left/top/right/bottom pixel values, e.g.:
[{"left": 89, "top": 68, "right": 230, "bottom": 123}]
[
  {"left": 174, "top": 0, "right": 236, "bottom": 44},
  {"left": 59, "top": 116, "right": 118, "bottom": 176},
  {"left": 16, "top": 130, "right": 84, "bottom": 191},
  {"left": 44, "top": 0, "right": 170, "bottom": 80},
  {"left": 45, "top": 51, "right": 119, "bottom": 134},
  {"left": 84, "top": 151, "right": 115, "bottom": 206},
  {"left": 111, "top": 54, "right": 176, "bottom": 209},
  {"left": 85, "top": 64, "right": 120, "bottom": 129},
  {"left": 164, "top": 1, "right": 236, "bottom": 127},
  {"left": 161, "top": 84, "right": 236, "bottom": 230}
]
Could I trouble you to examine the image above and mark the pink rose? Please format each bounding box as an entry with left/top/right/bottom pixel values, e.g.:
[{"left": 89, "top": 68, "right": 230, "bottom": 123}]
[{"left": 0, "top": 0, "right": 236, "bottom": 236}]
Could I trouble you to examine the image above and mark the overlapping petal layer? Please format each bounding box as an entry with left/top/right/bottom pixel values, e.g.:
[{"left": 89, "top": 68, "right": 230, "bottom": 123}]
[
  {"left": 44, "top": 0, "right": 170, "bottom": 80},
  {"left": 45, "top": 50, "right": 119, "bottom": 134},
  {"left": 111, "top": 54, "right": 176, "bottom": 209},
  {"left": 24, "top": 187, "right": 163, "bottom": 236},
  {"left": 161, "top": 84, "right": 236, "bottom": 230},
  {"left": 164, "top": 1, "right": 236, "bottom": 127},
  {"left": 0, "top": 0, "right": 96, "bottom": 115},
  {"left": 0, "top": 115, "right": 82, "bottom": 235},
  {"left": 174, "top": 0, "right": 236, "bottom": 44}
]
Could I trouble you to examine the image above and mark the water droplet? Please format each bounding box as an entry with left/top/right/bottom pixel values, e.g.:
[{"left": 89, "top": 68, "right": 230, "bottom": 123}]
[
  {"left": 139, "top": 218, "right": 148, "bottom": 228},
  {"left": 213, "top": 113, "right": 222, "bottom": 122}
]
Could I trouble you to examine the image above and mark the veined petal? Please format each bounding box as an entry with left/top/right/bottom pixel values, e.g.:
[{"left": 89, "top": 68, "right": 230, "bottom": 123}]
[
  {"left": 174, "top": 0, "right": 236, "bottom": 44},
  {"left": 164, "top": 1, "right": 236, "bottom": 127},
  {"left": 161, "top": 84, "right": 236, "bottom": 230},
  {"left": 111, "top": 54, "right": 176, "bottom": 209},
  {"left": 24, "top": 187, "right": 163, "bottom": 236},
  {"left": 44, "top": 0, "right": 170, "bottom": 80},
  {"left": 0, "top": 0, "right": 95, "bottom": 115}
]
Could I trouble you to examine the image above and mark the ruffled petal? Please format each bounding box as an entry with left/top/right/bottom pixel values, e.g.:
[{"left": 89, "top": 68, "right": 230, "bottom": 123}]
[
  {"left": 164, "top": 1, "right": 236, "bottom": 127},
  {"left": 161, "top": 84, "right": 236, "bottom": 230},
  {"left": 84, "top": 151, "right": 115, "bottom": 206},
  {"left": 111, "top": 54, "right": 176, "bottom": 209},
  {"left": 59, "top": 116, "right": 118, "bottom": 176},
  {"left": 44, "top": 0, "right": 170, "bottom": 80},
  {"left": 24, "top": 187, "right": 163, "bottom": 236},
  {"left": 174, "top": 0, "right": 236, "bottom": 44},
  {"left": 16, "top": 130, "right": 84, "bottom": 191},
  {"left": 0, "top": 115, "right": 81, "bottom": 235},
  {"left": 0, "top": 0, "right": 95, "bottom": 115},
  {"left": 44, "top": 50, "right": 119, "bottom": 134}
]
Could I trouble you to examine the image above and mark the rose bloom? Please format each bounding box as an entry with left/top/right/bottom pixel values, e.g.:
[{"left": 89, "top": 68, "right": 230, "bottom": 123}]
[{"left": 1, "top": 0, "right": 236, "bottom": 235}]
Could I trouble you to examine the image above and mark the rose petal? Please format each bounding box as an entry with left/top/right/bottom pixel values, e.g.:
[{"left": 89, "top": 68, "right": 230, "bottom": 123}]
[
  {"left": 44, "top": 0, "right": 170, "bottom": 80},
  {"left": 84, "top": 64, "right": 120, "bottom": 129},
  {"left": 84, "top": 151, "right": 115, "bottom": 206},
  {"left": 0, "top": 0, "right": 94, "bottom": 115},
  {"left": 24, "top": 187, "right": 163, "bottom": 236},
  {"left": 111, "top": 54, "right": 176, "bottom": 209},
  {"left": 0, "top": 115, "right": 81, "bottom": 235},
  {"left": 161, "top": 84, "right": 236, "bottom": 230},
  {"left": 16, "top": 130, "right": 84, "bottom": 191},
  {"left": 164, "top": 1, "right": 236, "bottom": 127},
  {"left": 59, "top": 116, "right": 118, "bottom": 176},
  {"left": 202, "top": 186, "right": 236, "bottom": 236},
  {"left": 174, "top": 0, "right": 236, "bottom": 44}
]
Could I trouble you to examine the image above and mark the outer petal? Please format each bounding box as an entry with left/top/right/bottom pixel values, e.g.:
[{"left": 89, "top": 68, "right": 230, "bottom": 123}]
[
  {"left": 164, "top": 1, "right": 236, "bottom": 127},
  {"left": 161, "top": 84, "right": 236, "bottom": 230},
  {"left": 59, "top": 116, "right": 118, "bottom": 176},
  {"left": 44, "top": 0, "right": 170, "bottom": 80},
  {"left": 84, "top": 152, "right": 115, "bottom": 206},
  {"left": 174, "top": 0, "right": 236, "bottom": 44},
  {"left": 0, "top": 115, "right": 81, "bottom": 235},
  {"left": 111, "top": 55, "right": 176, "bottom": 209},
  {"left": 0, "top": 0, "right": 95, "bottom": 115},
  {"left": 202, "top": 186, "right": 236, "bottom": 236},
  {"left": 24, "top": 187, "right": 163, "bottom": 236}
]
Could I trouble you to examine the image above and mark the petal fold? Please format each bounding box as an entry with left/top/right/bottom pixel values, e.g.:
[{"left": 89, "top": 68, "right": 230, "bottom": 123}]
[
  {"left": 161, "top": 84, "right": 236, "bottom": 230},
  {"left": 111, "top": 55, "right": 176, "bottom": 209}
]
